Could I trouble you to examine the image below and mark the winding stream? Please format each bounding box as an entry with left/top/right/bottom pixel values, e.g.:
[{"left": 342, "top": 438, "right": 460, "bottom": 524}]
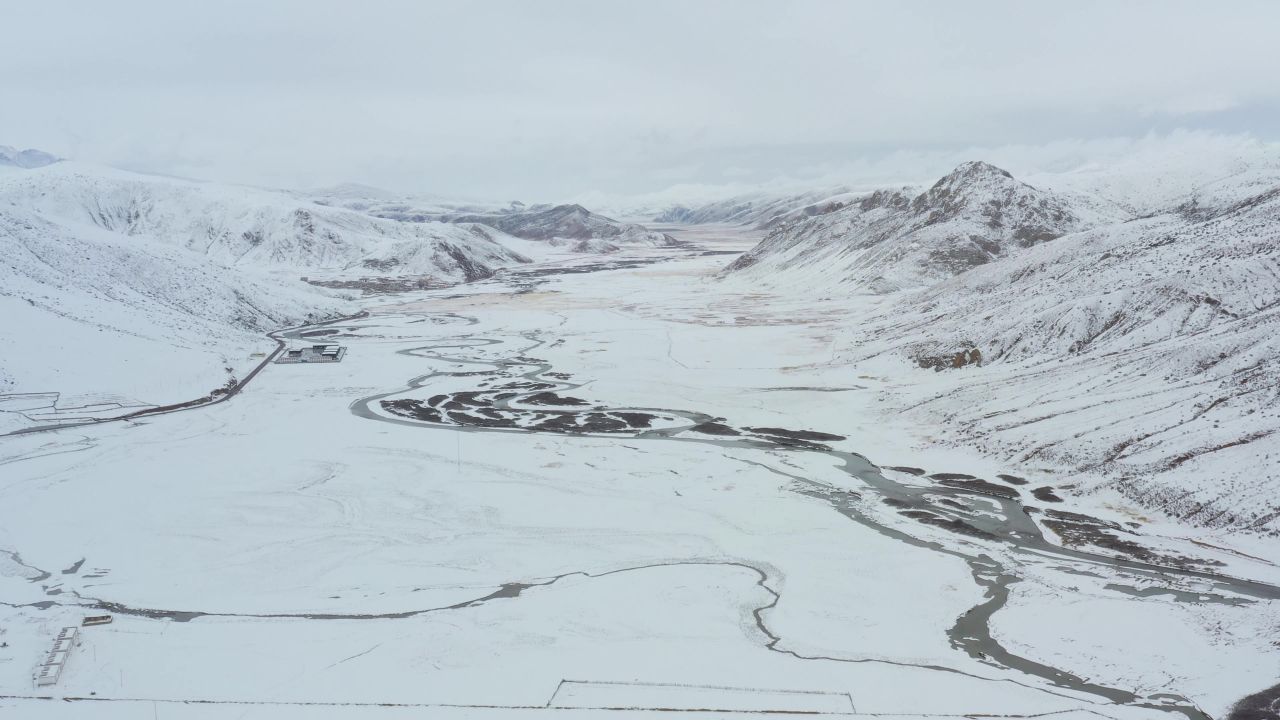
[
  {"left": 5, "top": 257, "right": 1271, "bottom": 717},
  {"left": 334, "top": 291, "right": 1280, "bottom": 720}
]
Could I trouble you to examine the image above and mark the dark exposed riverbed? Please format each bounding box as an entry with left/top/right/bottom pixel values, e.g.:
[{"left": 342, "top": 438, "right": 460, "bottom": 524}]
[{"left": 334, "top": 295, "right": 1280, "bottom": 720}]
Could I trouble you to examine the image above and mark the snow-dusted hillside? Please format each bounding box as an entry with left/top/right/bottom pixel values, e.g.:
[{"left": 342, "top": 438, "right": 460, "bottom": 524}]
[
  {"left": 0, "top": 156, "right": 561, "bottom": 433},
  {"left": 0, "top": 162, "right": 531, "bottom": 284},
  {"left": 844, "top": 176, "right": 1280, "bottom": 532},
  {"left": 0, "top": 145, "right": 60, "bottom": 169},
  {"left": 445, "top": 203, "right": 680, "bottom": 253},
  {"left": 688, "top": 158, "right": 1267, "bottom": 537},
  {"left": 310, "top": 185, "right": 677, "bottom": 255},
  {"left": 696, "top": 155, "right": 1280, "bottom": 535},
  {"left": 0, "top": 205, "right": 352, "bottom": 432},
  {"left": 725, "top": 162, "right": 1104, "bottom": 292},
  {"left": 654, "top": 186, "right": 852, "bottom": 228}
]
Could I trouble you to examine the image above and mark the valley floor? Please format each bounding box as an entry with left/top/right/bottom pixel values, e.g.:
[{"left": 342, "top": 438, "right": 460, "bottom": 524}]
[{"left": 1, "top": 225, "right": 1276, "bottom": 719}]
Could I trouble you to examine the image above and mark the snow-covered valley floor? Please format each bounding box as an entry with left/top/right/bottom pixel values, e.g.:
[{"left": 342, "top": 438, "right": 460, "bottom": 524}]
[{"left": 1, "top": 226, "right": 1277, "bottom": 719}]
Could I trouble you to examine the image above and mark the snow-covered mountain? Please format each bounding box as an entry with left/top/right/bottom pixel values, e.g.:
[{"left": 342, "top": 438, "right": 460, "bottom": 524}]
[
  {"left": 0, "top": 162, "right": 532, "bottom": 283},
  {"left": 0, "top": 145, "right": 60, "bottom": 169},
  {"left": 0, "top": 155, "right": 540, "bottom": 431},
  {"left": 724, "top": 162, "right": 1106, "bottom": 292},
  {"left": 852, "top": 175, "right": 1280, "bottom": 532},
  {"left": 654, "top": 186, "right": 853, "bottom": 228},
  {"left": 310, "top": 184, "right": 677, "bottom": 254},
  {"left": 443, "top": 203, "right": 680, "bottom": 253},
  {"left": 0, "top": 203, "right": 353, "bottom": 431},
  {"left": 712, "top": 157, "right": 1280, "bottom": 534}
]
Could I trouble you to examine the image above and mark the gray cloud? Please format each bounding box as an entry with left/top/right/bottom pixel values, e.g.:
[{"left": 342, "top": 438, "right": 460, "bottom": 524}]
[{"left": 3, "top": 0, "right": 1279, "bottom": 200}]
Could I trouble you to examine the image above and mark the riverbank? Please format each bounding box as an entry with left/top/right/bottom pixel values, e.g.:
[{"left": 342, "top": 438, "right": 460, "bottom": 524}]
[{"left": 0, "top": 235, "right": 1275, "bottom": 719}]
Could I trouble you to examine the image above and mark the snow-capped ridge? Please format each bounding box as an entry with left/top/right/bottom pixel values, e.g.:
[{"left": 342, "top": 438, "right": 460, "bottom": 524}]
[
  {"left": 723, "top": 161, "right": 1085, "bottom": 292},
  {"left": 0, "top": 161, "right": 531, "bottom": 283},
  {"left": 0, "top": 145, "right": 61, "bottom": 169},
  {"left": 445, "top": 203, "right": 680, "bottom": 250}
]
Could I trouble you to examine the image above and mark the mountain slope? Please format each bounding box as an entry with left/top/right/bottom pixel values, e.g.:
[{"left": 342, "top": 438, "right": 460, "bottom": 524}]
[
  {"left": 308, "top": 185, "right": 678, "bottom": 255},
  {"left": 844, "top": 175, "right": 1280, "bottom": 533},
  {"left": 0, "top": 162, "right": 531, "bottom": 284},
  {"left": 445, "top": 203, "right": 680, "bottom": 253},
  {"left": 0, "top": 205, "right": 352, "bottom": 431},
  {"left": 653, "top": 186, "right": 854, "bottom": 228},
  {"left": 0, "top": 145, "right": 60, "bottom": 169},
  {"left": 724, "top": 162, "right": 1106, "bottom": 292}
]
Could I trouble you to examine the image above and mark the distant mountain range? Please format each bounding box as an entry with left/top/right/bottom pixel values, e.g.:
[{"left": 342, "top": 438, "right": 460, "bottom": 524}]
[
  {"left": 653, "top": 186, "right": 854, "bottom": 228},
  {"left": 443, "top": 203, "right": 680, "bottom": 253},
  {"left": 0, "top": 145, "right": 60, "bottom": 169},
  {"left": 313, "top": 187, "right": 680, "bottom": 253}
]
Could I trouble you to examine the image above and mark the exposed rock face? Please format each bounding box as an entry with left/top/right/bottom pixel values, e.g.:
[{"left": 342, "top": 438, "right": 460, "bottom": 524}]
[
  {"left": 843, "top": 169, "right": 1280, "bottom": 533},
  {"left": 915, "top": 347, "right": 983, "bottom": 371},
  {"left": 723, "top": 162, "right": 1091, "bottom": 292}
]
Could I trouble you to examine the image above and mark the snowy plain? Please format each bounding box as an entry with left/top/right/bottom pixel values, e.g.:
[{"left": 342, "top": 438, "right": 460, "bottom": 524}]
[{"left": 2, "top": 226, "right": 1277, "bottom": 719}]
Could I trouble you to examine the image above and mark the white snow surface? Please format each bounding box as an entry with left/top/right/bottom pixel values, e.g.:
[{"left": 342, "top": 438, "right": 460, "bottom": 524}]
[
  {"left": 1, "top": 240, "right": 1276, "bottom": 720},
  {"left": 2, "top": 149, "right": 1280, "bottom": 720}
]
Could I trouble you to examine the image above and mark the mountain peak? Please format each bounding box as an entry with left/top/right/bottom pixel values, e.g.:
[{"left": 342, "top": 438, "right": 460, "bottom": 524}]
[
  {"left": 935, "top": 161, "right": 1015, "bottom": 186},
  {"left": 916, "top": 161, "right": 1032, "bottom": 214},
  {"left": 0, "top": 145, "right": 61, "bottom": 169}
]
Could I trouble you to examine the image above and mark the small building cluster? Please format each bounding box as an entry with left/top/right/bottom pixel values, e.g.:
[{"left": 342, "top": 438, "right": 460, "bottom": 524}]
[
  {"left": 276, "top": 343, "right": 347, "bottom": 364},
  {"left": 35, "top": 626, "right": 80, "bottom": 687}
]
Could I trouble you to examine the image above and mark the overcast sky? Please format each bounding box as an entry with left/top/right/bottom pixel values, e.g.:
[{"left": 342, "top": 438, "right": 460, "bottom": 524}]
[{"left": 4, "top": 1, "right": 1280, "bottom": 202}]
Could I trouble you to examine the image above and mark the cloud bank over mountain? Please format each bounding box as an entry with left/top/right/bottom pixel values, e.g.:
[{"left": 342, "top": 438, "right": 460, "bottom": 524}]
[{"left": 3, "top": 1, "right": 1279, "bottom": 200}]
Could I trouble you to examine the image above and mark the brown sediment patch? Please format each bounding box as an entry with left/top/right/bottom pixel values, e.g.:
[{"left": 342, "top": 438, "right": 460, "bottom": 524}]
[
  {"left": 997, "top": 474, "right": 1029, "bottom": 485},
  {"left": 1044, "top": 509, "right": 1119, "bottom": 528},
  {"left": 1225, "top": 682, "right": 1280, "bottom": 720},
  {"left": 899, "top": 510, "right": 997, "bottom": 539},
  {"left": 690, "top": 422, "right": 740, "bottom": 436},
  {"left": 305, "top": 276, "right": 452, "bottom": 294},
  {"left": 1040, "top": 510, "right": 1225, "bottom": 570},
  {"left": 612, "top": 412, "right": 657, "bottom": 428},
  {"left": 745, "top": 427, "right": 846, "bottom": 442},
  {"left": 496, "top": 381, "right": 556, "bottom": 391},
  {"left": 382, "top": 399, "right": 445, "bottom": 424},
  {"left": 936, "top": 477, "right": 1020, "bottom": 500},
  {"left": 1032, "top": 486, "right": 1064, "bottom": 503},
  {"left": 445, "top": 412, "right": 521, "bottom": 429},
  {"left": 885, "top": 466, "right": 927, "bottom": 476},
  {"left": 929, "top": 472, "right": 978, "bottom": 481},
  {"left": 523, "top": 392, "right": 590, "bottom": 407}
]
